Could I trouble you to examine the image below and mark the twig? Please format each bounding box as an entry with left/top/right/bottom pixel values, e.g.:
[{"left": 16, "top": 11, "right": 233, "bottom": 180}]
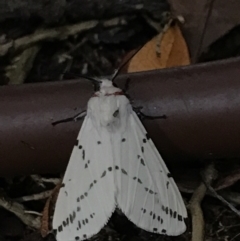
[
  {"left": 0, "top": 191, "right": 41, "bottom": 229},
  {"left": 24, "top": 210, "right": 43, "bottom": 216},
  {"left": 230, "top": 232, "right": 240, "bottom": 241},
  {"left": 0, "top": 17, "right": 128, "bottom": 57},
  {"left": 41, "top": 178, "right": 61, "bottom": 185},
  {"left": 189, "top": 163, "right": 217, "bottom": 241},
  {"left": 202, "top": 176, "right": 240, "bottom": 217},
  {"left": 31, "top": 175, "right": 46, "bottom": 188},
  {"left": 15, "top": 190, "right": 53, "bottom": 202},
  {"left": 215, "top": 168, "right": 240, "bottom": 190},
  {"left": 220, "top": 191, "right": 240, "bottom": 206}
]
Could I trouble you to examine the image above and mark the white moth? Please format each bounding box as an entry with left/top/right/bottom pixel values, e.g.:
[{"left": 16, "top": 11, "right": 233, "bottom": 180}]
[{"left": 53, "top": 78, "right": 187, "bottom": 241}]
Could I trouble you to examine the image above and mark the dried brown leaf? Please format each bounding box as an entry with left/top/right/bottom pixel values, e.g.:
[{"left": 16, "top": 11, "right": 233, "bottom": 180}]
[{"left": 127, "top": 23, "right": 190, "bottom": 72}]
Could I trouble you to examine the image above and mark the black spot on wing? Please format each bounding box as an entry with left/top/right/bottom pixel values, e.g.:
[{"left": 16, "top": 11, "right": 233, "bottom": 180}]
[
  {"left": 146, "top": 133, "right": 150, "bottom": 140},
  {"left": 61, "top": 183, "right": 65, "bottom": 188},
  {"left": 162, "top": 229, "right": 166, "bottom": 234},
  {"left": 162, "top": 205, "right": 169, "bottom": 215},
  {"left": 122, "top": 138, "right": 126, "bottom": 142},
  {"left": 69, "top": 211, "right": 76, "bottom": 224},
  {"left": 79, "top": 145, "right": 82, "bottom": 149},
  {"left": 97, "top": 141, "right": 101, "bottom": 144},
  {"left": 137, "top": 178, "right": 142, "bottom": 184},
  {"left": 75, "top": 140, "right": 79, "bottom": 146},
  {"left": 165, "top": 207, "right": 169, "bottom": 215},
  {"left": 141, "top": 146, "right": 144, "bottom": 153},
  {"left": 166, "top": 181, "right": 169, "bottom": 189},
  {"left": 145, "top": 187, "right": 157, "bottom": 195},
  {"left": 133, "top": 176, "right": 142, "bottom": 184},
  {"left": 140, "top": 158, "right": 145, "bottom": 166},
  {"left": 101, "top": 171, "right": 106, "bottom": 178},
  {"left": 85, "top": 160, "right": 90, "bottom": 168},
  {"left": 141, "top": 208, "right": 145, "bottom": 213},
  {"left": 173, "top": 211, "right": 177, "bottom": 219},
  {"left": 58, "top": 225, "right": 63, "bottom": 232},
  {"left": 77, "top": 206, "right": 81, "bottom": 212},
  {"left": 78, "top": 221, "right": 81, "bottom": 229},
  {"left": 75, "top": 236, "right": 80, "bottom": 240},
  {"left": 108, "top": 167, "right": 112, "bottom": 171},
  {"left": 121, "top": 168, "right": 128, "bottom": 175},
  {"left": 69, "top": 213, "right": 73, "bottom": 223},
  {"left": 83, "top": 234, "right": 87, "bottom": 239},
  {"left": 115, "top": 165, "right": 119, "bottom": 170},
  {"left": 82, "top": 149, "right": 85, "bottom": 160},
  {"left": 153, "top": 228, "right": 158, "bottom": 232},
  {"left": 66, "top": 218, "right": 69, "bottom": 225},
  {"left": 143, "top": 138, "right": 147, "bottom": 143}
]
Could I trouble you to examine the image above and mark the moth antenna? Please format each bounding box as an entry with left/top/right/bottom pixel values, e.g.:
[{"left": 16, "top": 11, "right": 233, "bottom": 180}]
[
  {"left": 75, "top": 74, "right": 102, "bottom": 91},
  {"left": 77, "top": 75, "right": 102, "bottom": 84},
  {"left": 111, "top": 45, "right": 144, "bottom": 83}
]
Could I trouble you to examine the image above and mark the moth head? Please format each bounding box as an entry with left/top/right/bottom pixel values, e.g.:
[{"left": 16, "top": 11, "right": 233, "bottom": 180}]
[
  {"left": 100, "top": 78, "right": 114, "bottom": 88},
  {"left": 83, "top": 73, "right": 117, "bottom": 92}
]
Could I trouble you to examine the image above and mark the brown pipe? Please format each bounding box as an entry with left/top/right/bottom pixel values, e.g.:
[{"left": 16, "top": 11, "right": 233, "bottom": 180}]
[{"left": 1, "top": 57, "right": 240, "bottom": 177}]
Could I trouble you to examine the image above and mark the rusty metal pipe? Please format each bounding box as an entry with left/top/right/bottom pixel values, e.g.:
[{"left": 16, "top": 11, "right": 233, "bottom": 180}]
[{"left": 1, "top": 57, "right": 240, "bottom": 177}]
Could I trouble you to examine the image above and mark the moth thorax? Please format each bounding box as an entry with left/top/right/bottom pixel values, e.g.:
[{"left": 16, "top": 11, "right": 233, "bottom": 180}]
[{"left": 100, "top": 100, "right": 119, "bottom": 125}]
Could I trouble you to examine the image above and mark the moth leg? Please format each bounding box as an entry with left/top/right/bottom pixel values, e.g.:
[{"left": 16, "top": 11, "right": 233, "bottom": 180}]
[
  {"left": 52, "top": 110, "right": 86, "bottom": 126},
  {"left": 133, "top": 106, "right": 167, "bottom": 120}
]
